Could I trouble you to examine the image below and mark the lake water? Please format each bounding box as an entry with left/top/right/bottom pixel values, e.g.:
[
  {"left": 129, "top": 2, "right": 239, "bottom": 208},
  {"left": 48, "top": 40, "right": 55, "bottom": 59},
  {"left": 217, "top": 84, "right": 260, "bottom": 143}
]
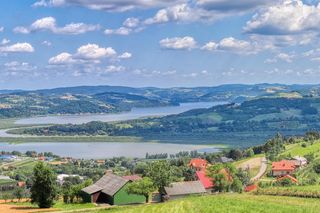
[
  {"left": 0, "top": 102, "right": 225, "bottom": 158},
  {"left": 0, "top": 142, "right": 220, "bottom": 159},
  {"left": 15, "top": 102, "right": 224, "bottom": 125}
]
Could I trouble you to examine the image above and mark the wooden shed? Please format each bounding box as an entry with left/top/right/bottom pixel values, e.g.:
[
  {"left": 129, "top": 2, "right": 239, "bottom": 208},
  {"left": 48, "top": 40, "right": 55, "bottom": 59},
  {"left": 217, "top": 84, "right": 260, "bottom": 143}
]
[
  {"left": 164, "top": 181, "right": 206, "bottom": 200},
  {"left": 82, "top": 173, "right": 145, "bottom": 205}
]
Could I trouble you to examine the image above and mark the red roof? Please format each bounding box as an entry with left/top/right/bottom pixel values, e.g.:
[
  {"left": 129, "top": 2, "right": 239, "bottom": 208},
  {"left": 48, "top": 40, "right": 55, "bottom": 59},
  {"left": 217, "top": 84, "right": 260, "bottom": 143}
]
[
  {"left": 272, "top": 160, "right": 295, "bottom": 171},
  {"left": 196, "top": 171, "right": 213, "bottom": 189},
  {"left": 122, "top": 175, "right": 142, "bottom": 181},
  {"left": 245, "top": 184, "right": 257, "bottom": 192},
  {"left": 277, "top": 175, "right": 298, "bottom": 183},
  {"left": 189, "top": 158, "right": 208, "bottom": 170}
]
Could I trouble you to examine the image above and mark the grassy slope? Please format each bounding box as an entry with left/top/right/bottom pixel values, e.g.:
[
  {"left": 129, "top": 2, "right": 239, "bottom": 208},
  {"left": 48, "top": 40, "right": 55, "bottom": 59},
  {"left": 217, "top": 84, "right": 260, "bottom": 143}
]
[
  {"left": 282, "top": 140, "right": 320, "bottom": 157},
  {"left": 91, "top": 194, "right": 320, "bottom": 213}
]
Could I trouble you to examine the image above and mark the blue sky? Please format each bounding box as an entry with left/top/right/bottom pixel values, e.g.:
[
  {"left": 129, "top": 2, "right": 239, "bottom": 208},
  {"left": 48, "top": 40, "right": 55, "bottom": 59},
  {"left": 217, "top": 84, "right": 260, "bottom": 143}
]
[{"left": 1, "top": 0, "right": 320, "bottom": 89}]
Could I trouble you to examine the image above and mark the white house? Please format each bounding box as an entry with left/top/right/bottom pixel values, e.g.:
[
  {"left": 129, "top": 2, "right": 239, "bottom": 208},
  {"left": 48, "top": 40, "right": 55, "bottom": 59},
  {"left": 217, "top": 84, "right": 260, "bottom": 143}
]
[{"left": 292, "top": 156, "right": 308, "bottom": 167}]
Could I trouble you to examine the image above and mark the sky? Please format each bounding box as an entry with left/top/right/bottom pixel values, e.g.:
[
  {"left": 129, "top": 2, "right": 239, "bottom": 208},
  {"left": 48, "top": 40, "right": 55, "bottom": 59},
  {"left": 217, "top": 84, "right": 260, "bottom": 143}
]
[{"left": 1, "top": 0, "right": 320, "bottom": 89}]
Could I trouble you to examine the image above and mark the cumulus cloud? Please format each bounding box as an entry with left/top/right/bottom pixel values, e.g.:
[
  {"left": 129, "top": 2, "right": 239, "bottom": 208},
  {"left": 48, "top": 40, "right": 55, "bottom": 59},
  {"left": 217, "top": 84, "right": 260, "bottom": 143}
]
[
  {"left": 4, "top": 61, "right": 37, "bottom": 71},
  {"left": 48, "top": 52, "right": 75, "bottom": 65},
  {"left": 118, "top": 52, "right": 132, "bottom": 59},
  {"left": 244, "top": 0, "right": 320, "bottom": 35},
  {"left": 32, "top": 0, "right": 183, "bottom": 12},
  {"left": 0, "top": 42, "right": 34, "bottom": 53},
  {"left": 14, "top": 16, "right": 99, "bottom": 35},
  {"left": 49, "top": 44, "right": 118, "bottom": 65},
  {"left": 104, "top": 27, "right": 132, "bottom": 36},
  {"left": 196, "top": 0, "right": 277, "bottom": 12},
  {"left": 160, "top": 36, "right": 197, "bottom": 50},
  {"left": 42, "top": 40, "right": 52, "bottom": 46},
  {"left": 123, "top": 17, "right": 140, "bottom": 28},
  {"left": 0, "top": 26, "right": 4, "bottom": 32},
  {"left": 105, "top": 65, "right": 126, "bottom": 73},
  {"left": 202, "top": 37, "right": 261, "bottom": 54},
  {"left": 1, "top": 38, "right": 10, "bottom": 45}
]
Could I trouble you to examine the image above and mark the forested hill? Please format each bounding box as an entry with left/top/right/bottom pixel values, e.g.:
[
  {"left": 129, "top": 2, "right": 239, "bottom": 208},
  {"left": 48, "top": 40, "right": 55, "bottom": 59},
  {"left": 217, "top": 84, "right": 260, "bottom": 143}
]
[
  {"left": 21, "top": 97, "right": 320, "bottom": 146},
  {"left": 3, "top": 83, "right": 320, "bottom": 119}
]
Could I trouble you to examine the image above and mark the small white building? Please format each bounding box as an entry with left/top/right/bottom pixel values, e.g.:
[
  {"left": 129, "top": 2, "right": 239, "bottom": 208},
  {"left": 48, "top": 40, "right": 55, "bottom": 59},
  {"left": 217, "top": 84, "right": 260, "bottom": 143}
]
[
  {"left": 57, "top": 174, "right": 83, "bottom": 185},
  {"left": 292, "top": 156, "right": 308, "bottom": 167}
]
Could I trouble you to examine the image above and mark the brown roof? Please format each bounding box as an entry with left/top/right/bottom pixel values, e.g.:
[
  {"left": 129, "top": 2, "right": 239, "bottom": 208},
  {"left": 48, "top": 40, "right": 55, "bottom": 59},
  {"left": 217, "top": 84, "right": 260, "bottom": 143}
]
[
  {"left": 164, "top": 181, "right": 206, "bottom": 196},
  {"left": 82, "top": 173, "right": 128, "bottom": 196}
]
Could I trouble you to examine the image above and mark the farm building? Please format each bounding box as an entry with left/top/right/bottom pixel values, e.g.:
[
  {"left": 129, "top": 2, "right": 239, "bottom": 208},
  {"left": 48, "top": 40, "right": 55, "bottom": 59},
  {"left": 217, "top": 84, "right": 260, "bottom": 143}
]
[
  {"left": 292, "top": 156, "right": 307, "bottom": 167},
  {"left": 189, "top": 158, "right": 208, "bottom": 171},
  {"left": 276, "top": 175, "right": 298, "bottom": 184},
  {"left": 164, "top": 181, "right": 206, "bottom": 200},
  {"left": 196, "top": 171, "right": 213, "bottom": 192},
  {"left": 272, "top": 160, "right": 296, "bottom": 176},
  {"left": 82, "top": 173, "right": 145, "bottom": 205},
  {"left": 219, "top": 156, "right": 234, "bottom": 163}
]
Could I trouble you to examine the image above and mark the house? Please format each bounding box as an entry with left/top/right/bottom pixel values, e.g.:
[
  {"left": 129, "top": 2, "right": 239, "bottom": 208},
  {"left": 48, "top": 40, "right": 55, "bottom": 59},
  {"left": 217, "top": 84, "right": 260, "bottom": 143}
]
[
  {"left": 189, "top": 158, "right": 208, "bottom": 171},
  {"left": 82, "top": 173, "right": 145, "bottom": 205},
  {"left": 245, "top": 184, "right": 257, "bottom": 192},
  {"left": 219, "top": 156, "right": 234, "bottom": 163},
  {"left": 292, "top": 156, "right": 307, "bottom": 167},
  {"left": 272, "top": 160, "right": 296, "bottom": 176},
  {"left": 164, "top": 181, "right": 206, "bottom": 200},
  {"left": 57, "top": 174, "right": 83, "bottom": 185},
  {"left": 276, "top": 175, "right": 298, "bottom": 184},
  {"left": 195, "top": 171, "right": 213, "bottom": 192}
]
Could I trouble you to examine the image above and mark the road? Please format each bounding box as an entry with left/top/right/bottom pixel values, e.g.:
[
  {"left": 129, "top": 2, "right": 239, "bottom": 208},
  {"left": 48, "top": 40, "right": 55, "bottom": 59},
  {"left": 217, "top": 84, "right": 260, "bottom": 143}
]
[{"left": 251, "top": 157, "right": 267, "bottom": 182}]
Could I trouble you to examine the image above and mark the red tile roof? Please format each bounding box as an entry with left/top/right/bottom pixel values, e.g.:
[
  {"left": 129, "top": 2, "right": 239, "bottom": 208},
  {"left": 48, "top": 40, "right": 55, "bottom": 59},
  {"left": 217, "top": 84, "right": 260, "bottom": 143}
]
[
  {"left": 196, "top": 171, "right": 213, "bottom": 189},
  {"left": 245, "top": 184, "right": 257, "bottom": 192},
  {"left": 122, "top": 175, "right": 142, "bottom": 181},
  {"left": 189, "top": 158, "right": 208, "bottom": 170},
  {"left": 277, "top": 175, "right": 298, "bottom": 183},
  {"left": 272, "top": 160, "right": 295, "bottom": 171}
]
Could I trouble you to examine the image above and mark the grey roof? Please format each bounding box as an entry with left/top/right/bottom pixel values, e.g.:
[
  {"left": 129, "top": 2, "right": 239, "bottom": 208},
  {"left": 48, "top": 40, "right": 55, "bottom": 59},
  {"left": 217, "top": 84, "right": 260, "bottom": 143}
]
[
  {"left": 164, "top": 181, "right": 206, "bottom": 196},
  {"left": 220, "top": 157, "right": 234, "bottom": 163},
  {"left": 82, "top": 173, "right": 128, "bottom": 196}
]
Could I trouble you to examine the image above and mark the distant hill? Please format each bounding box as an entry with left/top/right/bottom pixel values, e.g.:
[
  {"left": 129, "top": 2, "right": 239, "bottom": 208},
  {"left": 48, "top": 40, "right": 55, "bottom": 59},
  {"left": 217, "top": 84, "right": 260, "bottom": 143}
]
[{"left": 3, "top": 83, "right": 320, "bottom": 119}]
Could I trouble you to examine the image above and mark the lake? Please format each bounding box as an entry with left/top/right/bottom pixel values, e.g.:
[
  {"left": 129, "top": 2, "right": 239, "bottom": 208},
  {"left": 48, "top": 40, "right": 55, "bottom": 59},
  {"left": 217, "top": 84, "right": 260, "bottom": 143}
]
[
  {"left": 0, "top": 142, "right": 220, "bottom": 159},
  {"left": 14, "top": 102, "right": 225, "bottom": 125}
]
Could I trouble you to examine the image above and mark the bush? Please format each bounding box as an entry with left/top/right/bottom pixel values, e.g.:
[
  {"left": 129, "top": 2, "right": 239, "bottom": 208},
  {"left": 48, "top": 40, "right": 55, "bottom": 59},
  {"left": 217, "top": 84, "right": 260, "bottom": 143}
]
[
  {"left": 313, "top": 163, "right": 320, "bottom": 174},
  {"left": 301, "top": 143, "right": 307, "bottom": 148}
]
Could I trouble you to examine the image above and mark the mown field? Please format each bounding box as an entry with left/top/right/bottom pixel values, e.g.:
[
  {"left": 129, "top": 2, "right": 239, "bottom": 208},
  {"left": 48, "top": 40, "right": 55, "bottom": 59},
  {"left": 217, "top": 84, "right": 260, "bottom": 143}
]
[{"left": 90, "top": 194, "right": 320, "bottom": 213}]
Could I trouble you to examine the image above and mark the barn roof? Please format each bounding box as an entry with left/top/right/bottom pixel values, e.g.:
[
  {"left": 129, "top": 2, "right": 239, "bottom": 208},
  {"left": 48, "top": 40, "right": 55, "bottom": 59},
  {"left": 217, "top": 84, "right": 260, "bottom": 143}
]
[
  {"left": 82, "top": 173, "right": 129, "bottom": 196},
  {"left": 196, "top": 171, "right": 213, "bottom": 189},
  {"left": 164, "top": 181, "right": 206, "bottom": 196}
]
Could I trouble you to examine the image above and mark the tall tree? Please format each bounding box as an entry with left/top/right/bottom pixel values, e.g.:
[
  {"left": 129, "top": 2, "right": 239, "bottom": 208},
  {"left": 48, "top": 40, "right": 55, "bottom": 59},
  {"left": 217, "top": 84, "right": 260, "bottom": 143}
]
[
  {"left": 126, "top": 177, "right": 156, "bottom": 203},
  {"left": 30, "top": 162, "right": 58, "bottom": 208},
  {"left": 146, "top": 161, "right": 173, "bottom": 194}
]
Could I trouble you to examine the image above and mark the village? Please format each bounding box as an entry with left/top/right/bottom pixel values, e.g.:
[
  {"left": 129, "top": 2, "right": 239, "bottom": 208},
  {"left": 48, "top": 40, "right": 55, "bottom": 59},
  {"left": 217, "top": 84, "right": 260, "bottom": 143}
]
[{"left": 0, "top": 132, "right": 319, "bottom": 212}]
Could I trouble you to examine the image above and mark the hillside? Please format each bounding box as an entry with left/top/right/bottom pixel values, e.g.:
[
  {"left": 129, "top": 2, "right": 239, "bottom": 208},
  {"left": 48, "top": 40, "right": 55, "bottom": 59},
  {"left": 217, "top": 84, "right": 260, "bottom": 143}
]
[
  {"left": 90, "top": 194, "right": 320, "bottom": 213},
  {"left": 22, "top": 97, "right": 320, "bottom": 146}
]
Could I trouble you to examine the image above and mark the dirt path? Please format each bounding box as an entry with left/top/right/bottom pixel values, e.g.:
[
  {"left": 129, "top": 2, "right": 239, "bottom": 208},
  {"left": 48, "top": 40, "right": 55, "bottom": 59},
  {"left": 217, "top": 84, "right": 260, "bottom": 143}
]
[
  {"left": 236, "top": 156, "right": 267, "bottom": 181},
  {"left": 251, "top": 157, "right": 267, "bottom": 182}
]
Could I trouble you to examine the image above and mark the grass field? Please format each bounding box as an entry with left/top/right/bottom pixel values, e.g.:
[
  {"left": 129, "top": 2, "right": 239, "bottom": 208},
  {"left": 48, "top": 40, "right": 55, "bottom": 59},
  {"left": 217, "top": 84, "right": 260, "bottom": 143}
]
[
  {"left": 89, "top": 194, "right": 320, "bottom": 213},
  {"left": 256, "top": 185, "right": 320, "bottom": 198},
  {"left": 282, "top": 140, "right": 320, "bottom": 158}
]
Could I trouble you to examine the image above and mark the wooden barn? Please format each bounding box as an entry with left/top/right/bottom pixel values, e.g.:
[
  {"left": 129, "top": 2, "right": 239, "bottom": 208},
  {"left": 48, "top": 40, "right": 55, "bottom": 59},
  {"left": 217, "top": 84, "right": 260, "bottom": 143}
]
[{"left": 82, "top": 173, "right": 145, "bottom": 205}]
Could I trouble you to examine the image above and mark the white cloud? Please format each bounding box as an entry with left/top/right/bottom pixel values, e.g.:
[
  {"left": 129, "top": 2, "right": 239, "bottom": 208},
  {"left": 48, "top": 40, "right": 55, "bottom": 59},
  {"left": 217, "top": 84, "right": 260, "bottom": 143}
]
[
  {"left": 276, "top": 52, "right": 294, "bottom": 63},
  {"left": 104, "top": 27, "right": 132, "bottom": 36},
  {"left": 118, "top": 52, "right": 132, "bottom": 59},
  {"left": 1, "top": 38, "right": 10, "bottom": 45},
  {"left": 0, "top": 27, "right": 4, "bottom": 32},
  {"left": 123, "top": 18, "right": 140, "bottom": 28},
  {"left": 245, "top": 0, "right": 320, "bottom": 35},
  {"left": 160, "top": 36, "right": 197, "bottom": 50},
  {"left": 32, "top": 0, "right": 184, "bottom": 12},
  {"left": 4, "top": 61, "right": 37, "bottom": 71},
  {"left": 202, "top": 37, "right": 261, "bottom": 54},
  {"left": 76, "top": 44, "right": 116, "bottom": 60},
  {"left": 48, "top": 52, "right": 75, "bottom": 65},
  {"left": 14, "top": 16, "right": 99, "bottom": 35},
  {"left": 105, "top": 65, "right": 126, "bottom": 73},
  {"left": 42, "top": 40, "right": 52, "bottom": 46},
  {"left": 0, "top": 42, "right": 34, "bottom": 53},
  {"left": 49, "top": 44, "right": 119, "bottom": 65},
  {"left": 144, "top": 4, "right": 217, "bottom": 25},
  {"left": 196, "top": 0, "right": 277, "bottom": 12}
]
